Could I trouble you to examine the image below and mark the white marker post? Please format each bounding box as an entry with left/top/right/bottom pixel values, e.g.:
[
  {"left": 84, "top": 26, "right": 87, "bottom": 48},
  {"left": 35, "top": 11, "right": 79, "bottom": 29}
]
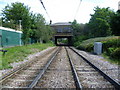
[{"left": 94, "top": 42, "right": 102, "bottom": 55}]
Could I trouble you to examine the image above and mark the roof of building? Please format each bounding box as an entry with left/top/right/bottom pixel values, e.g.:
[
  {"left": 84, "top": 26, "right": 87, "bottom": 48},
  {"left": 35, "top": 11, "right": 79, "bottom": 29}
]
[
  {"left": 0, "top": 26, "right": 22, "bottom": 33},
  {"left": 51, "top": 22, "right": 72, "bottom": 26}
]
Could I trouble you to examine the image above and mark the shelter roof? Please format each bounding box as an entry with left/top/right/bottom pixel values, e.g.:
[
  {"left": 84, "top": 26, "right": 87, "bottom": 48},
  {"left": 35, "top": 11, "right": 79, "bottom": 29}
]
[{"left": 0, "top": 26, "right": 22, "bottom": 33}]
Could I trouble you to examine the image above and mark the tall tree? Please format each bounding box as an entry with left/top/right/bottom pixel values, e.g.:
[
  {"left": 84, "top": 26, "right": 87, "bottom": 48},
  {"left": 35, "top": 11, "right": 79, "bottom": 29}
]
[
  {"left": 30, "top": 13, "right": 53, "bottom": 43},
  {"left": 110, "top": 10, "right": 120, "bottom": 36},
  {"left": 71, "top": 20, "right": 81, "bottom": 36},
  {"left": 88, "top": 7, "right": 115, "bottom": 37},
  {"left": 71, "top": 20, "right": 88, "bottom": 42}
]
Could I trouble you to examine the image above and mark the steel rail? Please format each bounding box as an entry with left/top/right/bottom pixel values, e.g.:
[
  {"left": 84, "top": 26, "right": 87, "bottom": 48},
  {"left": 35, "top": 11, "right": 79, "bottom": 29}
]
[
  {"left": 0, "top": 62, "right": 30, "bottom": 83},
  {"left": 28, "top": 47, "right": 61, "bottom": 88},
  {"left": 65, "top": 47, "right": 82, "bottom": 89},
  {"left": 69, "top": 47, "right": 120, "bottom": 89},
  {"left": 0, "top": 47, "right": 57, "bottom": 83}
]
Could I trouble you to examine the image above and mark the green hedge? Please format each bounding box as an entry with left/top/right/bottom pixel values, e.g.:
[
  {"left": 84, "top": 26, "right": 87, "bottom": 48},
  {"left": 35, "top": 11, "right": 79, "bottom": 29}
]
[
  {"left": 76, "top": 43, "right": 94, "bottom": 52},
  {"left": 102, "top": 38, "right": 120, "bottom": 53},
  {"left": 111, "top": 48, "right": 120, "bottom": 60},
  {"left": 74, "top": 36, "right": 120, "bottom": 61}
]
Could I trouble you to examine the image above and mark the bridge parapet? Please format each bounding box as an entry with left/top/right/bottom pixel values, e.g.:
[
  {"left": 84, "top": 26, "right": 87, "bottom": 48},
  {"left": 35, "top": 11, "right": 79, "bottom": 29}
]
[{"left": 51, "top": 22, "right": 73, "bottom": 33}]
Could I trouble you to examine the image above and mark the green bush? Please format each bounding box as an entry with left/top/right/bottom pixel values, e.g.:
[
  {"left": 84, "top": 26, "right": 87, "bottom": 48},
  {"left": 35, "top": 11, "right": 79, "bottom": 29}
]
[
  {"left": 85, "top": 44, "right": 94, "bottom": 52},
  {"left": 111, "top": 48, "right": 120, "bottom": 60},
  {"left": 102, "top": 38, "right": 120, "bottom": 52},
  {"left": 77, "top": 45, "right": 86, "bottom": 51},
  {"left": 76, "top": 43, "right": 94, "bottom": 52},
  {"left": 74, "top": 41, "right": 81, "bottom": 47},
  {"left": 106, "top": 47, "right": 116, "bottom": 55}
]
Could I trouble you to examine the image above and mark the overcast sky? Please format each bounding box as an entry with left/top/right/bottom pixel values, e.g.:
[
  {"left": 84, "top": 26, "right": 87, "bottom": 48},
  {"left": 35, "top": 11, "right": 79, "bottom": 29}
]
[{"left": 0, "top": 0, "right": 119, "bottom": 24}]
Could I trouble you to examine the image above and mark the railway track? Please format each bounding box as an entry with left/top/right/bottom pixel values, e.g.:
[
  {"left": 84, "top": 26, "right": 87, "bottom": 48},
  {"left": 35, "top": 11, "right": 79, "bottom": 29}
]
[
  {"left": 1, "top": 47, "right": 81, "bottom": 89},
  {"left": 32, "top": 47, "right": 77, "bottom": 88},
  {"left": 67, "top": 47, "right": 120, "bottom": 89},
  {"left": 1, "top": 47, "right": 59, "bottom": 88},
  {"left": 1, "top": 46, "right": 120, "bottom": 89}
]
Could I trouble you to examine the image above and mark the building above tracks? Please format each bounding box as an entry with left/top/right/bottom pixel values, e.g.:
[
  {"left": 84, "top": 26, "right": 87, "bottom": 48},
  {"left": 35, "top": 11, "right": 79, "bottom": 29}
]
[{"left": 50, "top": 22, "right": 73, "bottom": 46}]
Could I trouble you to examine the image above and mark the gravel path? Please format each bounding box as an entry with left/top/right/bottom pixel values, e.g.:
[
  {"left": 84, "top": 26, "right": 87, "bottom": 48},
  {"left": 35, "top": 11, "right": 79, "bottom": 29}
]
[
  {"left": 71, "top": 47, "right": 119, "bottom": 83},
  {"left": 36, "top": 47, "right": 76, "bottom": 88}
]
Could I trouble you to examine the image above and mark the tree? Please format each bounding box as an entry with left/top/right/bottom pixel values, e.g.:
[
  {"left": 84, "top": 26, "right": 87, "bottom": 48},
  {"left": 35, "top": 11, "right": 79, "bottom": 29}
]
[
  {"left": 71, "top": 20, "right": 88, "bottom": 43},
  {"left": 2, "top": 2, "right": 31, "bottom": 29},
  {"left": 71, "top": 20, "right": 81, "bottom": 36},
  {"left": 2, "top": 2, "right": 32, "bottom": 44},
  {"left": 88, "top": 7, "right": 115, "bottom": 37},
  {"left": 30, "top": 13, "right": 53, "bottom": 43},
  {"left": 110, "top": 10, "right": 120, "bottom": 36}
]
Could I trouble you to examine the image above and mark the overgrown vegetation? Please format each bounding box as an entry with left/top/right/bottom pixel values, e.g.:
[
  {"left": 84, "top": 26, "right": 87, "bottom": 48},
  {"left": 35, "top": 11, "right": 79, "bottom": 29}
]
[
  {"left": 0, "top": 43, "right": 54, "bottom": 69},
  {"left": 111, "top": 10, "right": 120, "bottom": 36}
]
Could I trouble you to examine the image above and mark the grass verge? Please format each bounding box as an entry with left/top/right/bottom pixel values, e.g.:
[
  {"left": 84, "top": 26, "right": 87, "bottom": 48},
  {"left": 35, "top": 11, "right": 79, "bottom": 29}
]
[
  {"left": 102, "top": 53, "right": 120, "bottom": 65},
  {"left": 0, "top": 43, "right": 54, "bottom": 70}
]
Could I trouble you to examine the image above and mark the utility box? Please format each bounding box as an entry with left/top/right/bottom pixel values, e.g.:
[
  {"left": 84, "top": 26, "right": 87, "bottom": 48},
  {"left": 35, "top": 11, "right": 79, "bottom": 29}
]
[{"left": 94, "top": 42, "right": 102, "bottom": 55}]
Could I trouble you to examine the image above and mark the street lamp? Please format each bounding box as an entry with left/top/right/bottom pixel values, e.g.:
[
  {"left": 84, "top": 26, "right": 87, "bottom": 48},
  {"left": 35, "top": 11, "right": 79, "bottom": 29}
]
[
  {"left": 19, "top": 20, "right": 22, "bottom": 30},
  {"left": 0, "top": 18, "right": 2, "bottom": 26}
]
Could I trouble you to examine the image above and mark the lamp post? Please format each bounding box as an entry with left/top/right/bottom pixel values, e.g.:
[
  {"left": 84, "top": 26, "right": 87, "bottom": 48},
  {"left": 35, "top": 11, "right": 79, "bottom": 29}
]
[
  {"left": 19, "top": 20, "right": 22, "bottom": 30},
  {"left": 0, "top": 18, "right": 2, "bottom": 26}
]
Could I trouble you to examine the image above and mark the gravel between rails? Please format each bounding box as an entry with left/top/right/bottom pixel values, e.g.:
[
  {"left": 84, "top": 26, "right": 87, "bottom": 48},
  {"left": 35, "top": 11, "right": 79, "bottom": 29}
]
[
  {"left": 67, "top": 47, "right": 115, "bottom": 88},
  {"left": 2, "top": 47, "right": 58, "bottom": 88},
  {"left": 35, "top": 47, "right": 76, "bottom": 88},
  {"left": 71, "top": 47, "right": 119, "bottom": 83}
]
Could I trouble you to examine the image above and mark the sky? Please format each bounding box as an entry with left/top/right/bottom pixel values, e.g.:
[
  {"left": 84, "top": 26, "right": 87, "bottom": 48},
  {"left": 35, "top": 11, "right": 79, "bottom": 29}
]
[{"left": 0, "top": 0, "right": 119, "bottom": 24}]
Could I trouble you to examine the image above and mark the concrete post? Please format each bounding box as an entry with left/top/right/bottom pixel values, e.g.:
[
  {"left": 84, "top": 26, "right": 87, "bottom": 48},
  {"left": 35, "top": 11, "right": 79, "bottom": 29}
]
[{"left": 94, "top": 42, "right": 102, "bottom": 55}]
